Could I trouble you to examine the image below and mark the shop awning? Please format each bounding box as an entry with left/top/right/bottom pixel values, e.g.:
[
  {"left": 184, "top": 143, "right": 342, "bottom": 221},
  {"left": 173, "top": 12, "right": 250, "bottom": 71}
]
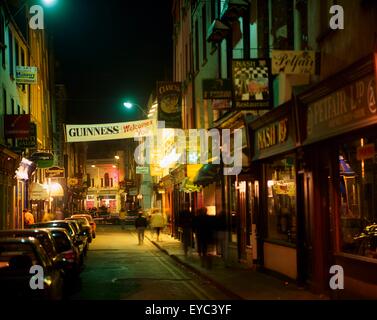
[
  {"left": 47, "top": 182, "right": 64, "bottom": 197},
  {"left": 30, "top": 183, "right": 49, "bottom": 201},
  {"left": 193, "top": 164, "right": 221, "bottom": 186}
]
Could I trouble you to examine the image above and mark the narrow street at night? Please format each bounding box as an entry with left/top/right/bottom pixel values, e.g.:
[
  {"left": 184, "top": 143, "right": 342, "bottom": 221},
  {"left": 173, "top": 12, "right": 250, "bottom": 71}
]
[
  {"left": 1, "top": 0, "right": 377, "bottom": 313},
  {"left": 68, "top": 225, "right": 232, "bottom": 300}
]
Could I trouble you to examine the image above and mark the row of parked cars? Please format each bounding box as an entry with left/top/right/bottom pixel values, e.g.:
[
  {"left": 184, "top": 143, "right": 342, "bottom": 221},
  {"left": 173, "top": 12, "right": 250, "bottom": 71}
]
[{"left": 0, "top": 214, "right": 97, "bottom": 300}]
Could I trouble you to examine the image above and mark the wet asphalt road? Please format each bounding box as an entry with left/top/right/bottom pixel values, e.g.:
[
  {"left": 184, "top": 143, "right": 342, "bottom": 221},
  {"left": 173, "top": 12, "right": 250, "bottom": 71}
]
[{"left": 68, "top": 225, "right": 232, "bottom": 300}]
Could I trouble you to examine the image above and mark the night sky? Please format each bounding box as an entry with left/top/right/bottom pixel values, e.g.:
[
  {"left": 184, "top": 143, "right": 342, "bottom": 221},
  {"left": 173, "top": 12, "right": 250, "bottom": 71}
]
[{"left": 47, "top": 0, "right": 173, "bottom": 124}]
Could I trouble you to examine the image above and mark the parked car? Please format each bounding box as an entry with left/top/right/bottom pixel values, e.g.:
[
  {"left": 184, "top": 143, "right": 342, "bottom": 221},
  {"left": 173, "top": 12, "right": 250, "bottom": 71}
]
[
  {"left": 0, "top": 229, "right": 66, "bottom": 273},
  {"left": 29, "top": 221, "right": 86, "bottom": 264},
  {"left": 0, "top": 237, "right": 64, "bottom": 300},
  {"left": 65, "top": 218, "right": 91, "bottom": 253},
  {"left": 47, "top": 228, "right": 82, "bottom": 277},
  {"left": 71, "top": 214, "right": 96, "bottom": 239}
]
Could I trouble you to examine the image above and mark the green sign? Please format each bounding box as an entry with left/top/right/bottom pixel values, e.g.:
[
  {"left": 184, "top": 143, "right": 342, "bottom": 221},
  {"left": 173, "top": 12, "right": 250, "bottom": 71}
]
[{"left": 136, "top": 166, "right": 150, "bottom": 175}]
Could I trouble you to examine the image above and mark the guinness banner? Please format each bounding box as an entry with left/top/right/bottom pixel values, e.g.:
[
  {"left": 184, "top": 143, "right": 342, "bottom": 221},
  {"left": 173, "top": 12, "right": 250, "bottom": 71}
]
[
  {"left": 157, "top": 82, "right": 182, "bottom": 128},
  {"left": 65, "top": 119, "right": 155, "bottom": 143}
]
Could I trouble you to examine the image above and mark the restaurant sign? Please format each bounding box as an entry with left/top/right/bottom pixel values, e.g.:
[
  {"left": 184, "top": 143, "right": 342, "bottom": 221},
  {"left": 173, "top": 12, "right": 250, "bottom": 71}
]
[
  {"left": 272, "top": 50, "right": 316, "bottom": 75},
  {"left": 306, "top": 74, "right": 377, "bottom": 143},
  {"left": 256, "top": 118, "right": 288, "bottom": 151},
  {"left": 232, "top": 59, "right": 272, "bottom": 109}
]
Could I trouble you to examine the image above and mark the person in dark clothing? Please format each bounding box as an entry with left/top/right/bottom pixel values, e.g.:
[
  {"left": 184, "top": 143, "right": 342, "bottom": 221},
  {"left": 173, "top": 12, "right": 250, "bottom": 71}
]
[
  {"left": 193, "top": 207, "right": 213, "bottom": 268},
  {"left": 179, "top": 206, "right": 192, "bottom": 257},
  {"left": 135, "top": 213, "right": 148, "bottom": 245}
]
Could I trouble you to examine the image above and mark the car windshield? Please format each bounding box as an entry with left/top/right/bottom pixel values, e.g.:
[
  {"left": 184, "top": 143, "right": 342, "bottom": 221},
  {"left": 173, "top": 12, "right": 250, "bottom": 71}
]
[
  {"left": 50, "top": 232, "right": 72, "bottom": 253},
  {"left": 0, "top": 243, "right": 38, "bottom": 270}
]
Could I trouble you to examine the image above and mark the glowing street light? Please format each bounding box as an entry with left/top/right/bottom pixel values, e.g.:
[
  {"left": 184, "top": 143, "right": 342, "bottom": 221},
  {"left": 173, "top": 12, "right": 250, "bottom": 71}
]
[
  {"left": 123, "top": 101, "right": 149, "bottom": 117},
  {"left": 42, "top": 0, "right": 57, "bottom": 6}
]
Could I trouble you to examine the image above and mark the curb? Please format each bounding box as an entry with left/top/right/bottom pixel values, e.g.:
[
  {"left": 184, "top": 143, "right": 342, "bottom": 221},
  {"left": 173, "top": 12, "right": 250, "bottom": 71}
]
[{"left": 147, "top": 236, "right": 244, "bottom": 300}]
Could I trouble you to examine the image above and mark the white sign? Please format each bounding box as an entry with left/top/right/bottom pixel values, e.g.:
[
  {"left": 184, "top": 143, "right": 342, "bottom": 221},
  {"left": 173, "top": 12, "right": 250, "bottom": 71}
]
[
  {"left": 16, "top": 66, "right": 38, "bottom": 84},
  {"left": 65, "top": 119, "right": 156, "bottom": 143}
]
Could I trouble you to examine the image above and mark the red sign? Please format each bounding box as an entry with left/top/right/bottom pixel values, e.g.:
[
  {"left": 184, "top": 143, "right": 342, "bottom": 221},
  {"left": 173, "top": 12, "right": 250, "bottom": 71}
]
[
  {"left": 4, "top": 115, "right": 30, "bottom": 138},
  {"left": 357, "top": 144, "right": 375, "bottom": 161}
]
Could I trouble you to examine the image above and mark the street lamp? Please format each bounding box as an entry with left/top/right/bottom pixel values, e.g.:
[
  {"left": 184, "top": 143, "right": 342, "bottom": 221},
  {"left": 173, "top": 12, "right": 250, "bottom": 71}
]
[
  {"left": 42, "top": 0, "right": 57, "bottom": 6},
  {"left": 123, "top": 101, "right": 149, "bottom": 118}
]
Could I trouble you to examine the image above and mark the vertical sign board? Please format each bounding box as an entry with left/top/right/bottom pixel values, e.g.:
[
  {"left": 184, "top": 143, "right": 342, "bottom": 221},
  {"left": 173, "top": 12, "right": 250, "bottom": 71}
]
[
  {"left": 157, "top": 82, "right": 182, "bottom": 128},
  {"left": 232, "top": 59, "right": 272, "bottom": 110}
]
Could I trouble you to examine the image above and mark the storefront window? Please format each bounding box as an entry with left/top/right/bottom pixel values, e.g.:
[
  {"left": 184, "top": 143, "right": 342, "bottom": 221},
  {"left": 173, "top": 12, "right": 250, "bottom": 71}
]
[
  {"left": 339, "top": 139, "right": 377, "bottom": 260},
  {"left": 266, "top": 156, "right": 296, "bottom": 244}
]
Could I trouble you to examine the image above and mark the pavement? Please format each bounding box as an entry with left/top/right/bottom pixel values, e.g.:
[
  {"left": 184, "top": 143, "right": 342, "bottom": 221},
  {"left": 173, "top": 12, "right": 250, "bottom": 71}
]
[{"left": 145, "top": 231, "right": 329, "bottom": 300}]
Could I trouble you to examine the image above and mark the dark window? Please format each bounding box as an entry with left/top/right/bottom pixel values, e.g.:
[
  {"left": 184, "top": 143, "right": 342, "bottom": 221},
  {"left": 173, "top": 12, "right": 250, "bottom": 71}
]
[
  {"left": 202, "top": 4, "right": 207, "bottom": 63},
  {"left": 270, "top": 0, "right": 294, "bottom": 50},
  {"left": 8, "top": 31, "right": 14, "bottom": 77},
  {"left": 17, "top": 105, "right": 20, "bottom": 115},
  {"left": 2, "top": 88, "right": 6, "bottom": 113},
  {"left": 15, "top": 41, "right": 19, "bottom": 67},
  {"left": 0, "top": 14, "right": 5, "bottom": 67},
  {"left": 11, "top": 98, "right": 15, "bottom": 115},
  {"left": 195, "top": 20, "right": 199, "bottom": 71},
  {"left": 104, "top": 173, "right": 110, "bottom": 187}
]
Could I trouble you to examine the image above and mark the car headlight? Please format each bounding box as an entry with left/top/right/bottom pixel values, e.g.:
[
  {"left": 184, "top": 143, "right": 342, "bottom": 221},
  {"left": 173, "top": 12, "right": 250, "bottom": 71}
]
[{"left": 44, "top": 276, "right": 52, "bottom": 287}]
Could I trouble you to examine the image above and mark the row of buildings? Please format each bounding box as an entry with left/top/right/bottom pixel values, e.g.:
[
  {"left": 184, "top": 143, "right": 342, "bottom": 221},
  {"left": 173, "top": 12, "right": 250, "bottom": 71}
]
[
  {"left": 136, "top": 0, "right": 377, "bottom": 299},
  {"left": 0, "top": 1, "right": 86, "bottom": 229}
]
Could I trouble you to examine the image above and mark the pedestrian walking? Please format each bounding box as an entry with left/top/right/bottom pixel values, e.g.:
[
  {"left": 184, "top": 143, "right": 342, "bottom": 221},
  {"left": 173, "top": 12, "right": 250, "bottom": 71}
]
[
  {"left": 149, "top": 209, "right": 165, "bottom": 241},
  {"left": 216, "top": 211, "right": 229, "bottom": 263},
  {"left": 193, "top": 207, "right": 214, "bottom": 268},
  {"left": 179, "top": 205, "right": 192, "bottom": 257},
  {"left": 23, "top": 209, "right": 35, "bottom": 227},
  {"left": 119, "top": 208, "right": 126, "bottom": 230},
  {"left": 135, "top": 212, "right": 148, "bottom": 245}
]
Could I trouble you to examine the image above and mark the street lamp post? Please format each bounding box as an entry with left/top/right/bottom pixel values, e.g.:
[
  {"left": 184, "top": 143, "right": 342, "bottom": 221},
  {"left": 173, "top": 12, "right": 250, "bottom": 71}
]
[{"left": 123, "top": 102, "right": 149, "bottom": 118}]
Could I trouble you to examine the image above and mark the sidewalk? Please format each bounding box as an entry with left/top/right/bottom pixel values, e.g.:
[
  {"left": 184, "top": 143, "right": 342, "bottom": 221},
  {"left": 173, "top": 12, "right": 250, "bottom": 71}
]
[{"left": 146, "top": 231, "right": 329, "bottom": 300}]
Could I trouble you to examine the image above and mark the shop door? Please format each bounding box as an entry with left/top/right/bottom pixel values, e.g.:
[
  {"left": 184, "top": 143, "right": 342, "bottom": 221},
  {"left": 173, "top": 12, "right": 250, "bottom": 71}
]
[
  {"left": 297, "top": 171, "right": 314, "bottom": 285},
  {"left": 237, "top": 181, "right": 248, "bottom": 261}
]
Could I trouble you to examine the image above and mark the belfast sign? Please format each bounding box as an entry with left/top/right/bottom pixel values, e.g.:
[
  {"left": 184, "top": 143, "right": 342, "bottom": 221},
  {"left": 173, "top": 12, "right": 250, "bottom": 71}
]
[{"left": 65, "top": 119, "right": 155, "bottom": 143}]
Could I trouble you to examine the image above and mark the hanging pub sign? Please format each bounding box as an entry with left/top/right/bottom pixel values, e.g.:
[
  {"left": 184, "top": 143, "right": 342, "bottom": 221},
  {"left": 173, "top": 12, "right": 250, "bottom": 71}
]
[
  {"left": 232, "top": 59, "right": 272, "bottom": 109},
  {"left": 203, "top": 79, "right": 232, "bottom": 100},
  {"left": 272, "top": 50, "right": 316, "bottom": 75},
  {"left": 46, "top": 166, "right": 65, "bottom": 178},
  {"left": 30, "top": 151, "right": 54, "bottom": 169},
  {"left": 16, "top": 66, "right": 38, "bottom": 84},
  {"left": 157, "top": 81, "right": 182, "bottom": 128},
  {"left": 4, "top": 114, "right": 30, "bottom": 138},
  {"left": 16, "top": 122, "right": 37, "bottom": 148}
]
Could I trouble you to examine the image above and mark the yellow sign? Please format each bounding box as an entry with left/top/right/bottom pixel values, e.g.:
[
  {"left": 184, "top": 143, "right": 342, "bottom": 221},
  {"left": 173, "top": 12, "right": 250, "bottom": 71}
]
[
  {"left": 16, "top": 66, "right": 38, "bottom": 84},
  {"left": 272, "top": 50, "right": 315, "bottom": 75}
]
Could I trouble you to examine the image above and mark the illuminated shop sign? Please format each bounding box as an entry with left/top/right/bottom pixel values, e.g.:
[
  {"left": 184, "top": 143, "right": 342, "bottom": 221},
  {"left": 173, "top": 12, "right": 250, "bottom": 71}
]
[{"left": 257, "top": 118, "right": 288, "bottom": 151}]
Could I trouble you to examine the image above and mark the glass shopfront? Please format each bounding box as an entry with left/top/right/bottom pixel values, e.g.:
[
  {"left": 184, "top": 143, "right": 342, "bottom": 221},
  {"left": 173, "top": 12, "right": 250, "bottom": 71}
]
[
  {"left": 266, "top": 156, "right": 296, "bottom": 244},
  {"left": 339, "top": 138, "right": 377, "bottom": 260}
]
